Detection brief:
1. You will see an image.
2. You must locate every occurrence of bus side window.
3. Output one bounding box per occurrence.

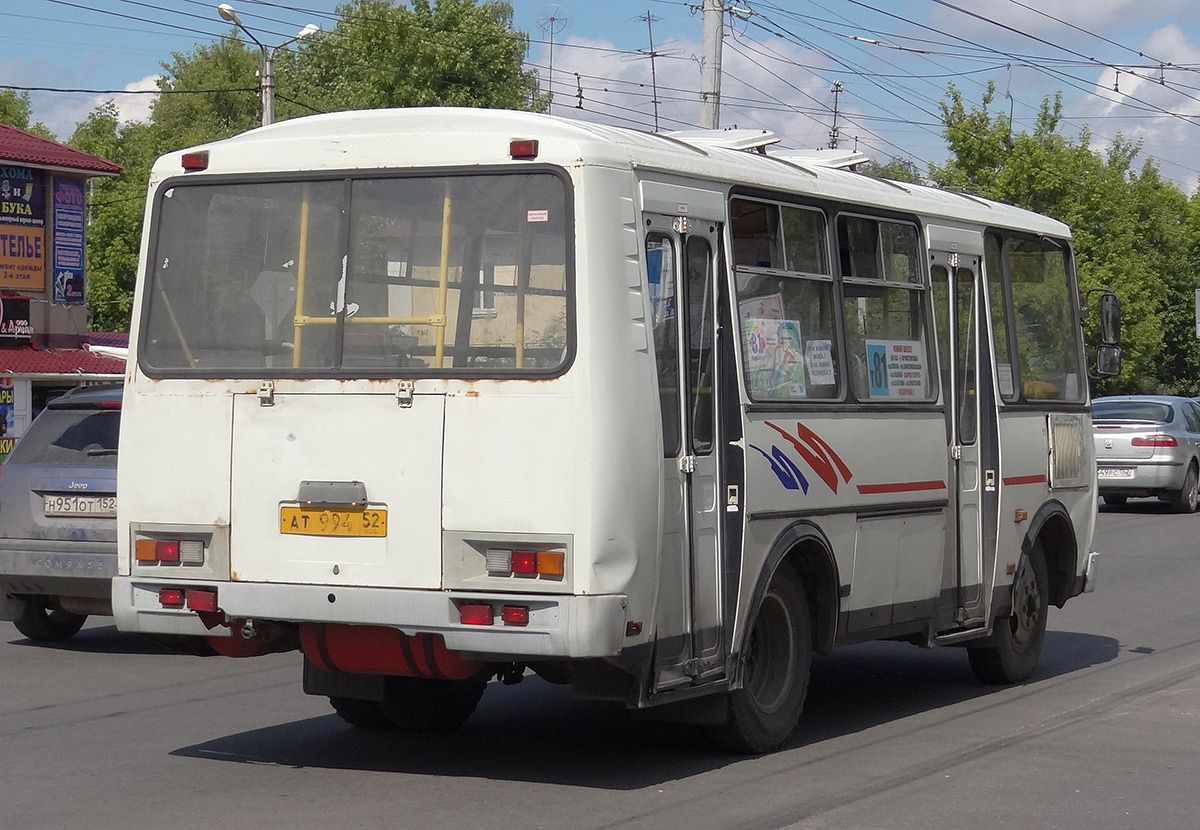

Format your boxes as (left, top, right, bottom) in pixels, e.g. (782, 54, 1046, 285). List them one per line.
(1003, 236, 1084, 402)
(648, 233, 681, 456)
(838, 216, 933, 403)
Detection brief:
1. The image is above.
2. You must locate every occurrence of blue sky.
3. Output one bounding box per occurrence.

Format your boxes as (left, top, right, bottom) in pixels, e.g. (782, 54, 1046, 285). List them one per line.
(6, 1, 1200, 190)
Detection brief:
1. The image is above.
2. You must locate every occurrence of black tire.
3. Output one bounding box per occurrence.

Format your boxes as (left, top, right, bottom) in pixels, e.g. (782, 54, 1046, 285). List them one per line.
(377, 676, 487, 732)
(12, 597, 87, 642)
(1169, 463, 1199, 513)
(329, 697, 393, 729)
(707, 565, 812, 754)
(1102, 495, 1127, 507)
(968, 541, 1049, 684)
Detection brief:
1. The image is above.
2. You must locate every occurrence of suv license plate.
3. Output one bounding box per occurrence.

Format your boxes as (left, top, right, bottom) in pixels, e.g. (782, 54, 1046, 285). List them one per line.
(280, 506, 387, 537)
(44, 494, 117, 517)
(1097, 467, 1135, 480)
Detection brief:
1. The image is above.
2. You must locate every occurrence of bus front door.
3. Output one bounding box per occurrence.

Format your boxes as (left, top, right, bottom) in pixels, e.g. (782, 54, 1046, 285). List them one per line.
(646, 216, 726, 691)
(932, 246, 999, 633)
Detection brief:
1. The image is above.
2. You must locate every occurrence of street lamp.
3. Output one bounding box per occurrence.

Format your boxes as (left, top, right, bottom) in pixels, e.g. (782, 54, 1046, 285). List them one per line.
(217, 3, 319, 126)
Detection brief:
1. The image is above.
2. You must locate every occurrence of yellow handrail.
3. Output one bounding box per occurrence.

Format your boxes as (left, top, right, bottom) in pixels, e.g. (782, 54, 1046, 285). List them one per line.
(292, 192, 311, 368)
(434, 181, 453, 368)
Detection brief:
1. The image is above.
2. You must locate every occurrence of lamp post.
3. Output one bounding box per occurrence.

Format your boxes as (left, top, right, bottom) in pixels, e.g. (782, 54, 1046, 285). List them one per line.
(217, 3, 319, 126)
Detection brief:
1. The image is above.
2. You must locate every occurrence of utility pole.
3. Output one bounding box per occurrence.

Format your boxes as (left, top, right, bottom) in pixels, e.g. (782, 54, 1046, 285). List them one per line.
(638, 10, 663, 131)
(699, 0, 723, 129)
(828, 80, 843, 149)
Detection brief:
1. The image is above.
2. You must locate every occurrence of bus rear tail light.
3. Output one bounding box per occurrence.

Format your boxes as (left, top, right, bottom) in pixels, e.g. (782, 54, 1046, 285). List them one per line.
(136, 538, 204, 565)
(484, 548, 564, 578)
(511, 550, 537, 574)
(186, 588, 219, 612)
(459, 603, 493, 626)
(1132, 435, 1178, 447)
(500, 605, 529, 627)
(158, 588, 185, 608)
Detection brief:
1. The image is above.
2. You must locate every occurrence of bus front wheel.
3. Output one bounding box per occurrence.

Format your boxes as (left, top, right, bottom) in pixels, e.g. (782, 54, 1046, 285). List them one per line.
(708, 565, 812, 754)
(968, 540, 1049, 684)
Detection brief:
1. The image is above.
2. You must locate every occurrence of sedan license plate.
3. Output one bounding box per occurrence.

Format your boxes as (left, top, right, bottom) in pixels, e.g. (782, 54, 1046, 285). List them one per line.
(1097, 467, 1136, 480)
(44, 494, 117, 517)
(280, 506, 387, 537)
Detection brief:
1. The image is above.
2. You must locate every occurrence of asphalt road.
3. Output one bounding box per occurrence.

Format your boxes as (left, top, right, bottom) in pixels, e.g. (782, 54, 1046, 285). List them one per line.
(3, 502, 1199, 830)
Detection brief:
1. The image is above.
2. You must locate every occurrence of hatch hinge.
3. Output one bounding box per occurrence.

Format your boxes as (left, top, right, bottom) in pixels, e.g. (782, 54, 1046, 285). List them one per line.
(950, 444, 962, 460)
(396, 380, 415, 408)
(257, 381, 275, 407)
(679, 455, 697, 474)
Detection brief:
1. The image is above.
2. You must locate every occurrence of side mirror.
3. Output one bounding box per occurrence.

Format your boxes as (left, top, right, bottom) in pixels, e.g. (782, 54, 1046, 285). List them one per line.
(1096, 344, 1121, 377)
(1099, 292, 1121, 345)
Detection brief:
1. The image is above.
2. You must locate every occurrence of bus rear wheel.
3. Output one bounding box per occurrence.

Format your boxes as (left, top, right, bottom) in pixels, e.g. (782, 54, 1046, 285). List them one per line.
(378, 676, 487, 732)
(329, 697, 393, 729)
(708, 565, 812, 754)
(968, 541, 1049, 684)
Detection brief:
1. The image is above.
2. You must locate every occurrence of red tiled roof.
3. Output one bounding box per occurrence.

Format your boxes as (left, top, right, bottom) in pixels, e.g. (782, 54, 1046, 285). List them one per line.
(0, 345, 124, 376)
(0, 123, 122, 176)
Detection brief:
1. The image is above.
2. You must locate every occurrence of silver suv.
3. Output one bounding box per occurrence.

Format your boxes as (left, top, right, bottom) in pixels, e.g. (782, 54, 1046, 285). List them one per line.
(0, 386, 120, 640)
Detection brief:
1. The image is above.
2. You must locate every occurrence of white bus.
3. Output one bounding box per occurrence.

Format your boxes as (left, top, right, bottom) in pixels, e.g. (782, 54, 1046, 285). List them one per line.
(113, 108, 1120, 753)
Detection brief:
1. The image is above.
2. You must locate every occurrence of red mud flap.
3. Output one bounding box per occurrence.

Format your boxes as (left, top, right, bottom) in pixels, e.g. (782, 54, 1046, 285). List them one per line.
(300, 623, 483, 680)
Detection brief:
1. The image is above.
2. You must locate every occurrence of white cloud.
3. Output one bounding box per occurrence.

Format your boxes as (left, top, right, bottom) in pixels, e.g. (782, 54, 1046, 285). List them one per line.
(1069, 24, 1200, 189)
(97, 74, 162, 125)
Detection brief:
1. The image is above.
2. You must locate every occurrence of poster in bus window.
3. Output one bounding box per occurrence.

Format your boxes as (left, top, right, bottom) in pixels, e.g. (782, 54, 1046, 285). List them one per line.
(804, 339, 836, 387)
(743, 317, 806, 398)
(866, 339, 926, 399)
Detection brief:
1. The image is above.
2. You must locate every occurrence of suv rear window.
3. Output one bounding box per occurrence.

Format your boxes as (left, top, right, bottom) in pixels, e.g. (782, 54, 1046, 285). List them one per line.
(1092, 401, 1173, 423)
(4, 409, 120, 467)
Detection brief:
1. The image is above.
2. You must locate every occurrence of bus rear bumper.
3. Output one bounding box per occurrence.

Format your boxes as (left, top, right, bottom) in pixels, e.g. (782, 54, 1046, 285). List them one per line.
(112, 577, 629, 659)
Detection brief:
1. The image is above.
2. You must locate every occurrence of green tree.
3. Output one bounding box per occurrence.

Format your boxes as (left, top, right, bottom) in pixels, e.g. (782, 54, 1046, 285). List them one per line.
(68, 103, 158, 331)
(860, 156, 922, 184)
(930, 82, 1192, 394)
(298, 0, 546, 113)
(0, 89, 55, 139)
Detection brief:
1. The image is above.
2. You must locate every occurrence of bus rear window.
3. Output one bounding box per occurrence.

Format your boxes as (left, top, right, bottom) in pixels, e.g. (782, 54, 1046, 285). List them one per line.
(141, 172, 571, 376)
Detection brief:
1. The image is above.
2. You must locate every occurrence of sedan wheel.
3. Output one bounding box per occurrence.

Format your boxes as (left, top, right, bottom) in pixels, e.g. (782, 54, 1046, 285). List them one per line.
(1169, 463, 1199, 514)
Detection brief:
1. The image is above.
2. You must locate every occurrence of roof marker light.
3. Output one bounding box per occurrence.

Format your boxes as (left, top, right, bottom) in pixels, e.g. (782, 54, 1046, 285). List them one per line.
(181, 151, 209, 171)
(509, 139, 539, 160)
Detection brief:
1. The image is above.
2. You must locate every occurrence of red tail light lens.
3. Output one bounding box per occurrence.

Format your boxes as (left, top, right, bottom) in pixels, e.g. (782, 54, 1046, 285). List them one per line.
(1132, 435, 1178, 447)
(459, 603, 493, 626)
(509, 139, 538, 159)
(186, 589, 218, 612)
(181, 151, 209, 171)
(155, 540, 181, 563)
(158, 588, 185, 608)
(500, 605, 529, 627)
(511, 551, 538, 574)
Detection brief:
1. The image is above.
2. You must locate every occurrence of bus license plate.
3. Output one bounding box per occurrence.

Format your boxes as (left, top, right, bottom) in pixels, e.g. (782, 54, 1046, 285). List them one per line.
(44, 494, 117, 517)
(279, 506, 387, 537)
(1097, 467, 1135, 479)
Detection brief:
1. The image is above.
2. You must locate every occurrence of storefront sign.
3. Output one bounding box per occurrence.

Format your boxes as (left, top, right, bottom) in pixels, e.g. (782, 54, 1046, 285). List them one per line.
(0, 165, 46, 290)
(53, 178, 86, 303)
(0, 165, 44, 227)
(0, 296, 33, 342)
